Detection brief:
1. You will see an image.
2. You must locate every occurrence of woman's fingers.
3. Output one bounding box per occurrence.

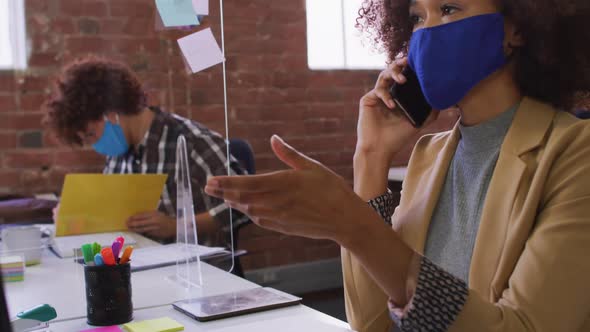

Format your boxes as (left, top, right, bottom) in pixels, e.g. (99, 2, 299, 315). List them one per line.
(392, 70, 407, 84)
(376, 67, 395, 89)
(270, 135, 319, 171)
(371, 57, 410, 110)
(226, 201, 281, 221)
(374, 88, 396, 110)
(390, 57, 409, 84)
(212, 188, 288, 206)
(206, 171, 291, 194)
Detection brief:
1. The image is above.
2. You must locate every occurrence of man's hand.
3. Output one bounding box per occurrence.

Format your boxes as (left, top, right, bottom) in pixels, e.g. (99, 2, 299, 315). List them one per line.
(127, 211, 176, 240)
(52, 203, 60, 222)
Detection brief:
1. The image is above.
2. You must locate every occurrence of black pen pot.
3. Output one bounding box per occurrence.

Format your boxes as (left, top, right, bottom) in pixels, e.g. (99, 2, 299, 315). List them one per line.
(84, 263, 133, 326)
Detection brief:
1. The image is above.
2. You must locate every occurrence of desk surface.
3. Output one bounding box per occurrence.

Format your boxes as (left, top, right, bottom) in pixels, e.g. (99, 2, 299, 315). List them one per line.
(50, 302, 352, 332)
(388, 166, 407, 182)
(4, 234, 352, 332)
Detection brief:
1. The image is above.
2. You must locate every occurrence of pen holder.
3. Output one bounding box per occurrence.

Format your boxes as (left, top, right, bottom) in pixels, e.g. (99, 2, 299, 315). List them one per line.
(84, 263, 133, 326)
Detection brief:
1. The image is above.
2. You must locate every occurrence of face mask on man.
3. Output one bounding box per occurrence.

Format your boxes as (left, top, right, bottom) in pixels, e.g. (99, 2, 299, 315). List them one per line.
(92, 114, 129, 157)
(408, 13, 507, 110)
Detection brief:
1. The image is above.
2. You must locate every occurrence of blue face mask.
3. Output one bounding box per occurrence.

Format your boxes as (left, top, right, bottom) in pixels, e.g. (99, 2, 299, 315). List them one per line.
(92, 115, 129, 157)
(408, 13, 507, 110)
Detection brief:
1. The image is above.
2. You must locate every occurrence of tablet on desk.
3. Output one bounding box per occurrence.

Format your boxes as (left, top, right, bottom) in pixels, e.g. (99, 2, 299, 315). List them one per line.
(173, 287, 302, 322)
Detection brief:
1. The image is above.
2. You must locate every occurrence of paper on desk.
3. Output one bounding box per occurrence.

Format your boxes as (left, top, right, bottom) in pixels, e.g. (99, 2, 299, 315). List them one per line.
(192, 0, 208, 15)
(177, 28, 224, 73)
(155, 0, 200, 27)
(51, 232, 137, 258)
(130, 243, 226, 271)
(55, 174, 167, 236)
(123, 317, 184, 332)
(80, 326, 122, 332)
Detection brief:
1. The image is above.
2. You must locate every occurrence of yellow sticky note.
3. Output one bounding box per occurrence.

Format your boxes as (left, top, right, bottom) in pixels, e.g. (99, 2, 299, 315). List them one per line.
(123, 317, 184, 332)
(55, 174, 168, 236)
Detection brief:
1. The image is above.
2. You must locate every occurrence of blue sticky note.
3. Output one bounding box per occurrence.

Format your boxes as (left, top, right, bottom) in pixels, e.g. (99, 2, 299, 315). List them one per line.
(155, 0, 200, 27)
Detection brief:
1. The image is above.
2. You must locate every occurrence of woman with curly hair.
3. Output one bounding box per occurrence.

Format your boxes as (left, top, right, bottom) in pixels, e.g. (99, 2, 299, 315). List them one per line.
(204, 0, 590, 331)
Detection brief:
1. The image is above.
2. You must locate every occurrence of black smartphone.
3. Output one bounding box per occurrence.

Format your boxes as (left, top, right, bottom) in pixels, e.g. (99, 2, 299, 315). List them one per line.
(389, 67, 432, 128)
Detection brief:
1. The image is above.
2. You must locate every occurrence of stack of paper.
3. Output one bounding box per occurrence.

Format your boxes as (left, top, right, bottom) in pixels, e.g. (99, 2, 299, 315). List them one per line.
(123, 317, 184, 332)
(80, 326, 122, 332)
(130, 243, 227, 272)
(51, 232, 137, 258)
(0, 255, 24, 282)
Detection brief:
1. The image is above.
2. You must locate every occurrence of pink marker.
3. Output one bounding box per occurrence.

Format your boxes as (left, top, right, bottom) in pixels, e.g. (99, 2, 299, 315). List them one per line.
(116, 236, 125, 248)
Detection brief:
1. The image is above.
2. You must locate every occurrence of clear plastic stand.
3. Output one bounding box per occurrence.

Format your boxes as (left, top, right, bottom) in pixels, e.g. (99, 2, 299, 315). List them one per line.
(168, 135, 204, 290)
(167, 0, 236, 293)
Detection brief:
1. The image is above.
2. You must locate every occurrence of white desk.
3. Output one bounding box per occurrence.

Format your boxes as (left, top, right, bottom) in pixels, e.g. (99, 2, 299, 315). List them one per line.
(5, 235, 353, 331)
(388, 166, 407, 182)
(49, 303, 352, 331)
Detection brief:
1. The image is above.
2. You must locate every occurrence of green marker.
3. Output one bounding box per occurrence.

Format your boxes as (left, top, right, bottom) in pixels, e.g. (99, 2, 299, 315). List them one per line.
(81, 244, 94, 265)
(92, 242, 102, 256)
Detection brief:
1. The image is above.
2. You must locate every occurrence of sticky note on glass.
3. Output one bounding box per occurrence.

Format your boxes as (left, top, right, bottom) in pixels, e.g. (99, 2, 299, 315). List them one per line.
(123, 317, 184, 332)
(155, 0, 200, 27)
(192, 0, 208, 15)
(177, 28, 224, 73)
(80, 326, 122, 332)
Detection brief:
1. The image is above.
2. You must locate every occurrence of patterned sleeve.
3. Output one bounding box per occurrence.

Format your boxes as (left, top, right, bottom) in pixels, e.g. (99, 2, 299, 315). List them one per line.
(367, 189, 397, 225)
(187, 133, 250, 231)
(389, 256, 469, 332)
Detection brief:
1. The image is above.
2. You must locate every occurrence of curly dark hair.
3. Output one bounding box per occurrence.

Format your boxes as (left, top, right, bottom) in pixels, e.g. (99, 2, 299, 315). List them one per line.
(43, 55, 147, 146)
(357, 0, 590, 110)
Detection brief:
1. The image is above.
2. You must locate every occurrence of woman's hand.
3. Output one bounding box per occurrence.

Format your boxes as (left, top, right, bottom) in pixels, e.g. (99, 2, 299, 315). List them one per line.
(204, 135, 382, 248)
(356, 58, 437, 161)
(205, 135, 416, 305)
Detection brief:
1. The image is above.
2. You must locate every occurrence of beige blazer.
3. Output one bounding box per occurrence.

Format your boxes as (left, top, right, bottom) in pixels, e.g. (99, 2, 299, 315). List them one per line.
(342, 97, 590, 332)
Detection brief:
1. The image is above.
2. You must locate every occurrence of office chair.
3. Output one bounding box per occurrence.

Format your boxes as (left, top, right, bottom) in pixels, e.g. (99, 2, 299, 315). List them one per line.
(229, 138, 256, 175)
(574, 109, 590, 119)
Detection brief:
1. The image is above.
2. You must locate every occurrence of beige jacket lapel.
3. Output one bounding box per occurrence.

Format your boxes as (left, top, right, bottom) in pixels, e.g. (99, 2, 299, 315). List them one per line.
(395, 125, 461, 253)
(469, 97, 556, 300)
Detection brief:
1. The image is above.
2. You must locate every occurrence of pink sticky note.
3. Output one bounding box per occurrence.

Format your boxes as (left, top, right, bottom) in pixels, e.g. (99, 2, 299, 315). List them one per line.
(80, 326, 122, 332)
(177, 28, 224, 74)
(192, 0, 209, 15)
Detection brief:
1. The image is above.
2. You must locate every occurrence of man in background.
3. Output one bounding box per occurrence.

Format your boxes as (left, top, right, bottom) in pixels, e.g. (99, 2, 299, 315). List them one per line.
(44, 56, 247, 245)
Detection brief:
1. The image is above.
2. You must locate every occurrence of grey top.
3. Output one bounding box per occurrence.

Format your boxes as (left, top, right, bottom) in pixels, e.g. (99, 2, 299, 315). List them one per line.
(423, 105, 517, 283)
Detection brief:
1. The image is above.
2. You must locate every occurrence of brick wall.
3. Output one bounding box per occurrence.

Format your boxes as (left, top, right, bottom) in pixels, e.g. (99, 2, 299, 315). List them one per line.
(0, 0, 457, 270)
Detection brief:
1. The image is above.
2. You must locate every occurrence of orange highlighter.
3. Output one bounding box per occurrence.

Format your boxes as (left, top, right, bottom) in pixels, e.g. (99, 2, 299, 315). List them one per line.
(100, 247, 116, 266)
(119, 246, 134, 265)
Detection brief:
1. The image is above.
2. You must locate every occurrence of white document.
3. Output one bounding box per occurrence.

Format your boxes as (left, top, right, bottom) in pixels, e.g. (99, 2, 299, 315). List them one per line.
(51, 232, 137, 258)
(130, 243, 227, 272)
